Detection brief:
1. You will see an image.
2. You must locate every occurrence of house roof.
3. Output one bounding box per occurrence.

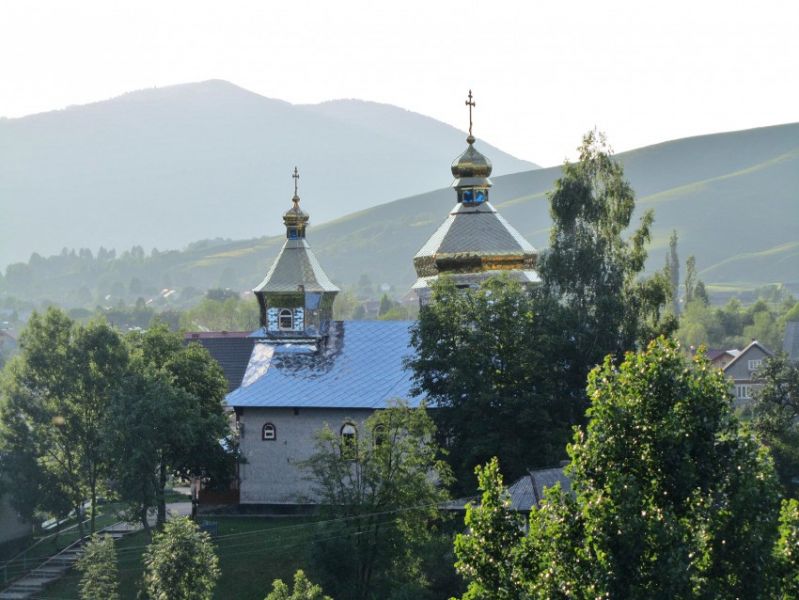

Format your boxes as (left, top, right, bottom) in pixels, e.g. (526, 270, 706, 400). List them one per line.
(723, 339, 774, 373)
(784, 321, 799, 363)
(226, 320, 419, 409)
(186, 334, 258, 393)
(253, 238, 339, 294)
(444, 466, 571, 513)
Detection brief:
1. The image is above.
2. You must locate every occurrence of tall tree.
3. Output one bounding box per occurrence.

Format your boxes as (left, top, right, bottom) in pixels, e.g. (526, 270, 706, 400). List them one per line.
(684, 255, 698, 305)
(108, 323, 230, 528)
(666, 229, 680, 314)
(76, 534, 120, 600)
(142, 517, 220, 600)
(538, 130, 675, 376)
(455, 338, 784, 599)
(409, 276, 579, 489)
(302, 402, 452, 600)
(751, 353, 799, 495)
(0, 309, 128, 533)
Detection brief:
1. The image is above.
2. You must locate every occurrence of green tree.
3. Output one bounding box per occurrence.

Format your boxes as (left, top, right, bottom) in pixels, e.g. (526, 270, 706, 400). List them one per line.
(685, 255, 698, 304)
(265, 570, 332, 600)
(538, 131, 675, 399)
(0, 309, 128, 533)
(666, 229, 680, 314)
(108, 323, 229, 528)
(752, 353, 799, 495)
(455, 338, 783, 599)
(452, 458, 524, 600)
(410, 276, 579, 489)
(76, 534, 120, 600)
(142, 517, 220, 600)
(302, 402, 452, 600)
(775, 499, 799, 599)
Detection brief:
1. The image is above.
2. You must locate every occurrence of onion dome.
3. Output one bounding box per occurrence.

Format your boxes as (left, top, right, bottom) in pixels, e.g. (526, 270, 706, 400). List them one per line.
(283, 166, 309, 239)
(451, 140, 493, 180)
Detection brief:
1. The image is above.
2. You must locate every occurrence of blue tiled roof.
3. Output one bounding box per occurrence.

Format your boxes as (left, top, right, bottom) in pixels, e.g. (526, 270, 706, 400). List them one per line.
(226, 320, 421, 409)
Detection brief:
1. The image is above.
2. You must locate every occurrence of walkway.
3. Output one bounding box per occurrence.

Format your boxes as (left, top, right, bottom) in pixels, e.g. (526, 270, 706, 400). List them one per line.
(0, 503, 191, 600)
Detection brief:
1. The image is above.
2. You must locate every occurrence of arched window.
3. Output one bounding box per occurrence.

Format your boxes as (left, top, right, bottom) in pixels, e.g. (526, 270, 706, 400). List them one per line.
(278, 309, 293, 331)
(340, 423, 358, 460)
(262, 423, 277, 441)
(373, 424, 387, 447)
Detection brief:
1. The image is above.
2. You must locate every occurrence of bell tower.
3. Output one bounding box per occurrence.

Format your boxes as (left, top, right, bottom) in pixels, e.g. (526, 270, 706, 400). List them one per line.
(412, 91, 540, 300)
(253, 167, 340, 338)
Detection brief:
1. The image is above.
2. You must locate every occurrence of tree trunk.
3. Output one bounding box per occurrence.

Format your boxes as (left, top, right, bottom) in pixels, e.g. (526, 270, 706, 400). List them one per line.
(156, 462, 167, 527)
(140, 504, 151, 538)
(89, 470, 97, 534)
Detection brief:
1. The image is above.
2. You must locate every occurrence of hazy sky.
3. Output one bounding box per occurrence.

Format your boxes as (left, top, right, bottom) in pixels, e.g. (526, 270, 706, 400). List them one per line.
(1, 0, 797, 166)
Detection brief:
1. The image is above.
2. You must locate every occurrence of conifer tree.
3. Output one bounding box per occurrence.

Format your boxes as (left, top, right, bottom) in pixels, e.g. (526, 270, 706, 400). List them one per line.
(76, 534, 120, 600)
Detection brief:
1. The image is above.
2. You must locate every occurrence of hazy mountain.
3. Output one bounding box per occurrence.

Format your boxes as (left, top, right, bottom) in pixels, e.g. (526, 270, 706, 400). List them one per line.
(0, 80, 536, 267)
(3, 122, 798, 308)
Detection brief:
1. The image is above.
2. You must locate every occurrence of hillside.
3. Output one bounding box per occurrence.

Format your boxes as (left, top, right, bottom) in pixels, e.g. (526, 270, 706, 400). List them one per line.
(2, 122, 798, 308)
(0, 80, 536, 267)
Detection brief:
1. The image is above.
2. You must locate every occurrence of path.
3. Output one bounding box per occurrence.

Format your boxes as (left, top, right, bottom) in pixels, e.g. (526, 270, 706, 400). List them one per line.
(0, 503, 191, 600)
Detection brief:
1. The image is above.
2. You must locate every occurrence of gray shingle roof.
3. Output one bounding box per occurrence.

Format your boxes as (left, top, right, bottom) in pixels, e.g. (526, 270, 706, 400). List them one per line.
(253, 239, 339, 294)
(226, 320, 420, 409)
(784, 321, 799, 363)
(187, 335, 258, 392)
(414, 202, 535, 259)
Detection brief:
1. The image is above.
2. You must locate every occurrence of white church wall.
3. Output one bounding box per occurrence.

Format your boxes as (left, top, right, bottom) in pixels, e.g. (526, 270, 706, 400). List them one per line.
(238, 406, 375, 504)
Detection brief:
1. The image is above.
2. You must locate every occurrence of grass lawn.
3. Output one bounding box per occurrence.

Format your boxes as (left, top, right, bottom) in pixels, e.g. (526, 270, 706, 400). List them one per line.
(40, 516, 330, 600)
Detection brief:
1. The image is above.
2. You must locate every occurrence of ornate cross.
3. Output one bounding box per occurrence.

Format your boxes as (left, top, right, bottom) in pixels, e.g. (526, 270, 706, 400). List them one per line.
(465, 90, 476, 137)
(292, 166, 300, 197)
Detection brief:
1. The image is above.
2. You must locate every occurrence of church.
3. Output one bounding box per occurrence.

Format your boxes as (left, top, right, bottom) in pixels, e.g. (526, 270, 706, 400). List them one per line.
(200, 95, 540, 506)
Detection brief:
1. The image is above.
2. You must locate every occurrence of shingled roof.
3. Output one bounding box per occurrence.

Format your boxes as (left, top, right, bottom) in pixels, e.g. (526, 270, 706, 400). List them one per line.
(226, 320, 419, 409)
(186, 332, 258, 392)
(253, 238, 339, 294)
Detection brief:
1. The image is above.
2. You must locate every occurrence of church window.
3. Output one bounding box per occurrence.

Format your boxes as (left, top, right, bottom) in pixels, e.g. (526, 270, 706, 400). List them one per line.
(341, 423, 358, 460)
(262, 423, 277, 441)
(279, 309, 294, 330)
(373, 424, 387, 447)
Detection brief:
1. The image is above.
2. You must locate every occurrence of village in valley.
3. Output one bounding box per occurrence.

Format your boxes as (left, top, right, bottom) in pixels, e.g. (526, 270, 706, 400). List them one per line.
(1, 2, 799, 599)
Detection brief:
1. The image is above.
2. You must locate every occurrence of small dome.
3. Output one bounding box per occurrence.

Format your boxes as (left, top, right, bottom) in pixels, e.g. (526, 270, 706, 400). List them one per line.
(451, 139, 493, 180)
(283, 194, 309, 231)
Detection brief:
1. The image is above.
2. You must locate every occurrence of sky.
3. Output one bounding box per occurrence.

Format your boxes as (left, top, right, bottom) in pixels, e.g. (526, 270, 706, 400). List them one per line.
(1, 0, 797, 167)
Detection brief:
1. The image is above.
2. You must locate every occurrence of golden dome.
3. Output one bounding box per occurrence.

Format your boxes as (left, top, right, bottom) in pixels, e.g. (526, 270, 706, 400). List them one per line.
(283, 167, 309, 238)
(451, 140, 493, 180)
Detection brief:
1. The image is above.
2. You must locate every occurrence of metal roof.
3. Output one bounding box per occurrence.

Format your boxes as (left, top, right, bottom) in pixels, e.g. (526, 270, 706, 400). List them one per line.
(226, 320, 420, 409)
(253, 238, 340, 294)
(412, 269, 541, 290)
(414, 202, 536, 259)
(187, 335, 258, 393)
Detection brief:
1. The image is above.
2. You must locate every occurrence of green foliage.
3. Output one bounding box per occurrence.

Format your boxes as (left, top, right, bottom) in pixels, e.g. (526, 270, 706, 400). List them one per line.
(538, 130, 675, 393)
(0, 309, 128, 532)
(409, 276, 579, 490)
(110, 323, 230, 528)
(454, 338, 784, 599)
(678, 292, 795, 351)
(751, 353, 799, 495)
(453, 458, 525, 600)
(76, 534, 120, 600)
(142, 517, 220, 600)
(302, 402, 452, 600)
(775, 499, 799, 599)
(265, 570, 332, 600)
(666, 229, 680, 314)
(179, 295, 259, 332)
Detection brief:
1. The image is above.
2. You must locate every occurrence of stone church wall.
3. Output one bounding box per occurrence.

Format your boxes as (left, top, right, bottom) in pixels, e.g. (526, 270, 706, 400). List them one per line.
(238, 406, 375, 504)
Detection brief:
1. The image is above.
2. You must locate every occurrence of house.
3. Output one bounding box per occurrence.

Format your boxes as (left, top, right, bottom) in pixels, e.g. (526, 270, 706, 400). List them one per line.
(723, 340, 774, 403)
(195, 101, 541, 506)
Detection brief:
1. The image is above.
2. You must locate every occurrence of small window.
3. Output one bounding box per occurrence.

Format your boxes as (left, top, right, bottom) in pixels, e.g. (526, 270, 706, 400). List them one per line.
(748, 359, 763, 371)
(278, 309, 293, 331)
(373, 424, 387, 447)
(735, 385, 751, 400)
(262, 423, 277, 441)
(341, 423, 358, 459)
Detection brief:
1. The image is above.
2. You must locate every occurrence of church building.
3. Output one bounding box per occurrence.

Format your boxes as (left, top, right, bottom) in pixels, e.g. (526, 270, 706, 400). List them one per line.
(206, 94, 540, 506)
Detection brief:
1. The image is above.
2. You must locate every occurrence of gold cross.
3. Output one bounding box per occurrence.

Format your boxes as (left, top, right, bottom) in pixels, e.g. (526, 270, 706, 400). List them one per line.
(292, 166, 300, 197)
(465, 90, 476, 137)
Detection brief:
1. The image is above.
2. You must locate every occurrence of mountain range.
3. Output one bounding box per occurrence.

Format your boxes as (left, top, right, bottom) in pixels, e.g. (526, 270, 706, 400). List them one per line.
(0, 80, 536, 268)
(2, 80, 798, 304)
